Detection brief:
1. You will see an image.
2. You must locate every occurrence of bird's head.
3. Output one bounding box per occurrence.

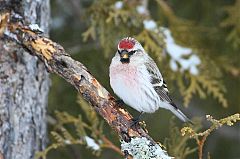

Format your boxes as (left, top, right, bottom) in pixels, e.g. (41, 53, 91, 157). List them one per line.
(117, 37, 144, 64)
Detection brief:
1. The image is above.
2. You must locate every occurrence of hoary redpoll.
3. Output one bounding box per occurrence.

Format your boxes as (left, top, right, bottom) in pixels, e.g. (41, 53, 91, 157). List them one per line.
(109, 37, 191, 123)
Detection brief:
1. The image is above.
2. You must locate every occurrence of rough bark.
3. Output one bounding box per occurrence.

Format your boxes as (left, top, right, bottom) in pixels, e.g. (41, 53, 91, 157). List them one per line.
(0, 10, 171, 159)
(4, 19, 154, 143)
(0, 1, 50, 159)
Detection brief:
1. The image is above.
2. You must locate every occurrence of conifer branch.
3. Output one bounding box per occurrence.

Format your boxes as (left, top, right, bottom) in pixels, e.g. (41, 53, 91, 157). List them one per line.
(0, 12, 171, 159)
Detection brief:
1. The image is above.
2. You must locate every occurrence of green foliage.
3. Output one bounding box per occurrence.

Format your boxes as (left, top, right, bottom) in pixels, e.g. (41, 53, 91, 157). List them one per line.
(81, 0, 232, 108)
(156, 0, 230, 107)
(181, 113, 240, 159)
(181, 113, 240, 138)
(136, 29, 165, 62)
(82, 0, 143, 56)
(164, 117, 201, 159)
(221, 0, 240, 49)
(181, 74, 227, 107)
(35, 96, 105, 159)
(82, 0, 165, 58)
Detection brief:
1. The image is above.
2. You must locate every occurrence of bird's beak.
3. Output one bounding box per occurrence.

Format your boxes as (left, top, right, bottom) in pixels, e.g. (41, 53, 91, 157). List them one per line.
(120, 50, 130, 63)
(122, 53, 129, 59)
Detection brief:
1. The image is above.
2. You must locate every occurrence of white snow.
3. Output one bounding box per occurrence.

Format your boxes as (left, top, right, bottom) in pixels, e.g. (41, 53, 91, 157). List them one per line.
(189, 54, 201, 65)
(84, 136, 100, 150)
(137, 5, 146, 14)
(29, 24, 43, 32)
(64, 140, 71, 144)
(12, 13, 22, 19)
(115, 1, 123, 9)
(4, 29, 18, 41)
(190, 65, 199, 75)
(163, 28, 192, 58)
(143, 20, 157, 31)
(161, 27, 201, 75)
(170, 59, 178, 71)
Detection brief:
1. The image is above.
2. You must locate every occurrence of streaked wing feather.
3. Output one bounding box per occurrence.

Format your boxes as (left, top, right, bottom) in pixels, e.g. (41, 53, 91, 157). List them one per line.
(145, 57, 174, 104)
(154, 86, 172, 103)
(145, 58, 162, 85)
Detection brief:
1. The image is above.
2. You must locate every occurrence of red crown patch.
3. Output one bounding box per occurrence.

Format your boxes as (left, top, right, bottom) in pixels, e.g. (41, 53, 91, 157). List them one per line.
(118, 39, 135, 50)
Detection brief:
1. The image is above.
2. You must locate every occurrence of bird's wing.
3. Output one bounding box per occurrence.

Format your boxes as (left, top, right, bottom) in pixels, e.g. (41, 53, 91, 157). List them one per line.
(145, 57, 174, 105)
(145, 57, 191, 123)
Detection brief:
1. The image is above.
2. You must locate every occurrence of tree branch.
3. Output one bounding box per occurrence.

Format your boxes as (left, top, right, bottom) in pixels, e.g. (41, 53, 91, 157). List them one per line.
(0, 12, 172, 159)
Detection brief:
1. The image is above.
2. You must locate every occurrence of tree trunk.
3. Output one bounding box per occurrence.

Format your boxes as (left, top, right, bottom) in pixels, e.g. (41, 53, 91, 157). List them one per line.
(0, 1, 50, 159)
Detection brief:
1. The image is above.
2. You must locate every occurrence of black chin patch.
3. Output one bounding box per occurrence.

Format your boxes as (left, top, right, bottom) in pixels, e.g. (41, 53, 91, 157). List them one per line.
(120, 58, 130, 64)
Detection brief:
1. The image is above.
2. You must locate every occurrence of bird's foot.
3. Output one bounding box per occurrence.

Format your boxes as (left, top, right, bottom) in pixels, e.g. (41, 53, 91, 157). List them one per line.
(130, 112, 144, 127)
(116, 99, 125, 107)
(130, 118, 140, 127)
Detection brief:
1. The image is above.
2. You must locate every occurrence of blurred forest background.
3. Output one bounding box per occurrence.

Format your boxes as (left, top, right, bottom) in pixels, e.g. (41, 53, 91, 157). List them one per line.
(42, 0, 240, 159)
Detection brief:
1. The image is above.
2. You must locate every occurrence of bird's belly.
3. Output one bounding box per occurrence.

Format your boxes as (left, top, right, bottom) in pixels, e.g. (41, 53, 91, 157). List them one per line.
(110, 67, 159, 113)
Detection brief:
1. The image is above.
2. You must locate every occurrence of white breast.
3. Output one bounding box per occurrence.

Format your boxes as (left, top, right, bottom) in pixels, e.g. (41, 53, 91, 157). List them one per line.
(109, 58, 160, 113)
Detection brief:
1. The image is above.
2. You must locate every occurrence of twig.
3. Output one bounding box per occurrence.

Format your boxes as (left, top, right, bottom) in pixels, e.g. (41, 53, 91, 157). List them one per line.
(181, 114, 240, 159)
(101, 135, 126, 156)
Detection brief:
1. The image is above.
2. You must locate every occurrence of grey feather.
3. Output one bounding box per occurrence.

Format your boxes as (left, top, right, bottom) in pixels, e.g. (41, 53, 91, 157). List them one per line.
(145, 57, 172, 103)
(145, 57, 191, 123)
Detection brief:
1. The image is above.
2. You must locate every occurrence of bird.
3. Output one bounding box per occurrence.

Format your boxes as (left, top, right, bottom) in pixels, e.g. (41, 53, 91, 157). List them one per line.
(109, 37, 191, 123)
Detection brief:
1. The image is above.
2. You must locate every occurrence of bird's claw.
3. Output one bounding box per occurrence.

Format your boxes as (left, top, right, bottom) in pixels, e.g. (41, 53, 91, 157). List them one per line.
(130, 112, 144, 127)
(130, 118, 140, 127)
(116, 99, 125, 107)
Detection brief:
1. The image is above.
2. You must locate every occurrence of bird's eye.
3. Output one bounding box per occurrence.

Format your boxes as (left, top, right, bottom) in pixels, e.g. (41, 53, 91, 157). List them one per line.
(128, 50, 136, 56)
(117, 50, 136, 55)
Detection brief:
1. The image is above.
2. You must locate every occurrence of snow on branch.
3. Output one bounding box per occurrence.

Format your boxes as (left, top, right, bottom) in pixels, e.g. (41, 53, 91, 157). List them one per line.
(0, 12, 172, 159)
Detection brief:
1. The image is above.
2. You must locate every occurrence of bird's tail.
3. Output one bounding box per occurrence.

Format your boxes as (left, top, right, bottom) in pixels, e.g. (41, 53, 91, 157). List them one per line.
(168, 105, 192, 124)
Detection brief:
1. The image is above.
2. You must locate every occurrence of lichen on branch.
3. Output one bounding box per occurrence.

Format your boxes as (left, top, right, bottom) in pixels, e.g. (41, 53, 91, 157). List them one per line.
(121, 137, 173, 159)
